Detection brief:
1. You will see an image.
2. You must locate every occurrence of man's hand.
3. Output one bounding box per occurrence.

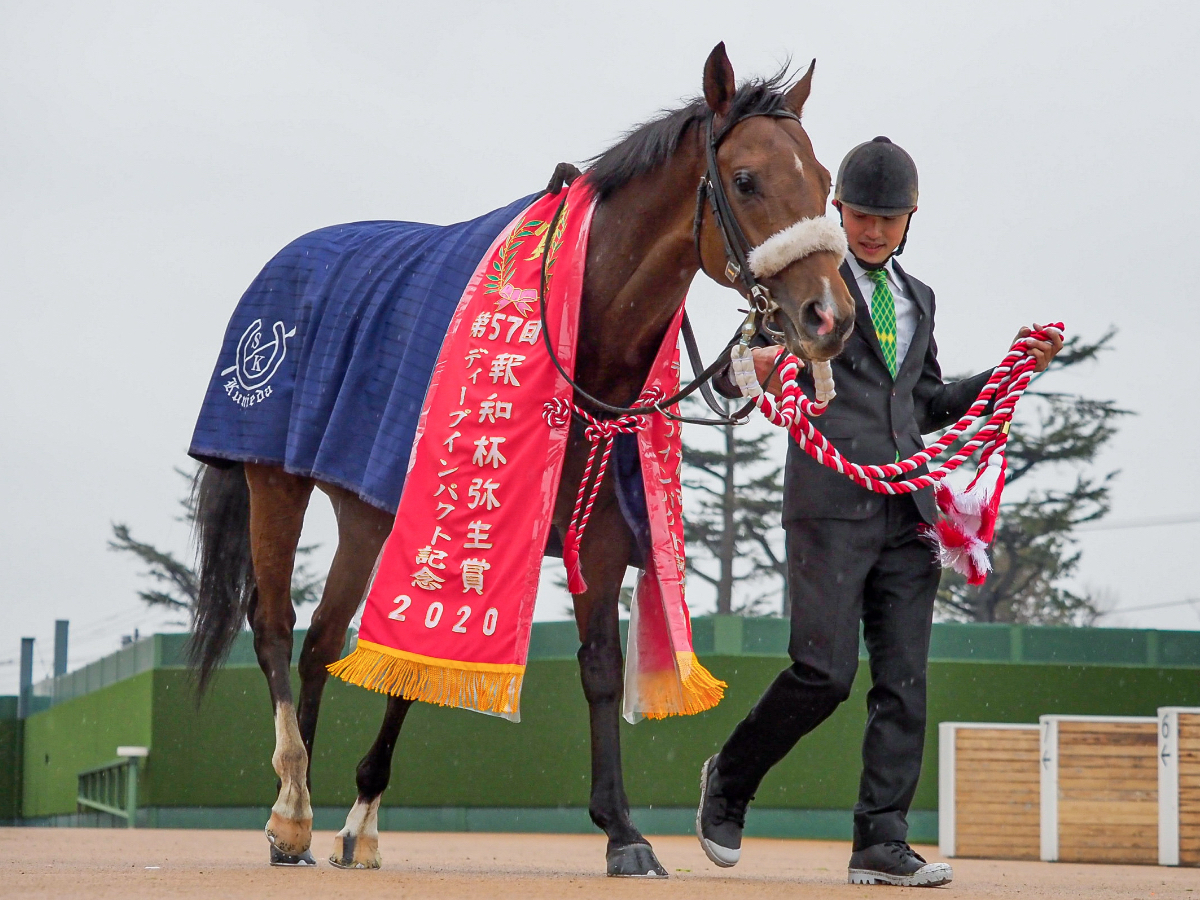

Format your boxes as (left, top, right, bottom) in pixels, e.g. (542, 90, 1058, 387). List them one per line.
(1015, 323, 1064, 373)
(752, 346, 792, 397)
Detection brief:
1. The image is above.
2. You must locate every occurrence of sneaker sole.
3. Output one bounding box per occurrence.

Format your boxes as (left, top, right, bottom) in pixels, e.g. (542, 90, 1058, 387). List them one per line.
(695, 756, 739, 868)
(848, 864, 953, 887)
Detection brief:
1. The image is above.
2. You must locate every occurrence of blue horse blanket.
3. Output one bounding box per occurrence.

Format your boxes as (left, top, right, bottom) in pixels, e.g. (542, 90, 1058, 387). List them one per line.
(190, 193, 539, 512)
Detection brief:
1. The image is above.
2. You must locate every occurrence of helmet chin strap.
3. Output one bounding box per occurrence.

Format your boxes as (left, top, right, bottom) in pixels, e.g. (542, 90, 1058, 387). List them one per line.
(851, 253, 888, 272)
(893, 210, 914, 256)
(835, 204, 915, 269)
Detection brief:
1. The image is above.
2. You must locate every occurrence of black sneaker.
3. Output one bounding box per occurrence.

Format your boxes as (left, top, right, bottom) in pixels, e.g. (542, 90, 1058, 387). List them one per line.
(695, 755, 749, 867)
(847, 841, 953, 887)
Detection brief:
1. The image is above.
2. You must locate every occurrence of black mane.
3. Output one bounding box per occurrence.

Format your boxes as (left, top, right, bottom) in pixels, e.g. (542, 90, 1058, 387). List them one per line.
(586, 68, 794, 201)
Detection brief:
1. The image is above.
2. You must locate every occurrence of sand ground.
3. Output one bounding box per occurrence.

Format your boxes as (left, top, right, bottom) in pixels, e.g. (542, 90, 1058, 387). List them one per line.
(1, 828, 1195, 899)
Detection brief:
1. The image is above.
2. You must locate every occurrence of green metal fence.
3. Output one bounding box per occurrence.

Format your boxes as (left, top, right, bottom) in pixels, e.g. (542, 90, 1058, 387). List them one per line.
(76, 748, 147, 827)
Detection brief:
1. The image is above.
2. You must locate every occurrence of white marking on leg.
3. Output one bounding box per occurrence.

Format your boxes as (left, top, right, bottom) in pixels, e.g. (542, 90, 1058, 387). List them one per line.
(341, 795, 380, 840)
(270, 701, 313, 826)
(332, 796, 382, 867)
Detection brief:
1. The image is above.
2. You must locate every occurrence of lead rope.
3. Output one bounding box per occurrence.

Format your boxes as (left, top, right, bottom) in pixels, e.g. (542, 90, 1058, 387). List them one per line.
(546, 326, 1060, 594)
(756, 323, 1064, 585)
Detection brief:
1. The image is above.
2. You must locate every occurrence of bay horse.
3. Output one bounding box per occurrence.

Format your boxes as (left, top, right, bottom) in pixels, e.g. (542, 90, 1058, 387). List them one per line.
(188, 42, 855, 876)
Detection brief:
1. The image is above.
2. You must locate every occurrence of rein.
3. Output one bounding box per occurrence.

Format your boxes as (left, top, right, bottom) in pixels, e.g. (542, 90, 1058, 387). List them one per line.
(532, 148, 1060, 590)
(539, 154, 1060, 591)
(535, 187, 739, 426)
(537, 107, 807, 427)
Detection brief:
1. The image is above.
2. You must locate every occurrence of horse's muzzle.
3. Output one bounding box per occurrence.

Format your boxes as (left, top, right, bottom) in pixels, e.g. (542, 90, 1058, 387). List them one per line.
(777, 292, 852, 363)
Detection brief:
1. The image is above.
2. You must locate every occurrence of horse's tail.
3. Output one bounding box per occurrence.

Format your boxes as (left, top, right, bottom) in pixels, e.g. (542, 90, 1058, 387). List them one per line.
(186, 462, 256, 695)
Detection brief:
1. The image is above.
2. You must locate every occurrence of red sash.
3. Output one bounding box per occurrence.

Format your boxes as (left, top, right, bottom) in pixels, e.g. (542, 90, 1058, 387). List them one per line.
(330, 180, 723, 721)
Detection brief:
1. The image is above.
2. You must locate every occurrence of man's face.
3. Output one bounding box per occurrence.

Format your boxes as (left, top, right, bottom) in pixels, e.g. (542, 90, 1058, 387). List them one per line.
(840, 205, 911, 264)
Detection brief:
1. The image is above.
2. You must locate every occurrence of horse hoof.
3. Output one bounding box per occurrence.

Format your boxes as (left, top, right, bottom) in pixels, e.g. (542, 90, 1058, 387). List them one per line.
(329, 832, 382, 870)
(270, 845, 317, 867)
(266, 813, 313, 857)
(606, 843, 668, 878)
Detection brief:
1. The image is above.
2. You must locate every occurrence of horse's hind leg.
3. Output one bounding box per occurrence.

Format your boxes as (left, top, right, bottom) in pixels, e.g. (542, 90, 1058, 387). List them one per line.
(244, 463, 316, 865)
(284, 484, 395, 870)
(570, 498, 668, 878)
(295, 486, 394, 771)
(330, 695, 413, 869)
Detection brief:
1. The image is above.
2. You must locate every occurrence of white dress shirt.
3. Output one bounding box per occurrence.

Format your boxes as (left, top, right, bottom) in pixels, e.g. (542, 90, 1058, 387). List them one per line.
(846, 255, 919, 369)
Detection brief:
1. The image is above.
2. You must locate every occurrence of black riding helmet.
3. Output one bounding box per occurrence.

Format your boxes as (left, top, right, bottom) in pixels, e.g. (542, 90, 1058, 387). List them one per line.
(834, 136, 918, 256)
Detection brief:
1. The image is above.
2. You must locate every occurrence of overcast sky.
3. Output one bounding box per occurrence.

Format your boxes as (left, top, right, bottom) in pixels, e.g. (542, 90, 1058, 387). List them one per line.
(3, 1, 1198, 692)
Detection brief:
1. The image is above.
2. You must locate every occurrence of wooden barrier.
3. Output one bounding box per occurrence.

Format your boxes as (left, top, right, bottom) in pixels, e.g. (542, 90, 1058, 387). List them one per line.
(1158, 706, 1200, 866)
(938, 722, 1040, 859)
(1040, 715, 1157, 864)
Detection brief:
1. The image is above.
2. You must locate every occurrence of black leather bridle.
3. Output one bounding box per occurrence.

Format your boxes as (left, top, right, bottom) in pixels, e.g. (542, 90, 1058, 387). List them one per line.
(538, 106, 802, 424)
(692, 107, 803, 343)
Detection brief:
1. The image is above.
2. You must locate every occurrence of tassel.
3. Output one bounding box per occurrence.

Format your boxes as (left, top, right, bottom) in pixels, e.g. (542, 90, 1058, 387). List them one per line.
(928, 517, 988, 585)
(564, 537, 588, 594)
(635, 652, 727, 720)
(975, 465, 1005, 547)
(327, 642, 524, 715)
(928, 456, 1007, 586)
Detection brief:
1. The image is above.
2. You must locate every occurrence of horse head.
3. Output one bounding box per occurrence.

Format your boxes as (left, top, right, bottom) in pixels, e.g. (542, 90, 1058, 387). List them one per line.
(694, 43, 855, 363)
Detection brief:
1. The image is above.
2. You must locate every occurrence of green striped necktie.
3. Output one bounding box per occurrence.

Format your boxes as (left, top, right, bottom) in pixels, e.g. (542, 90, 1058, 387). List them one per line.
(867, 268, 898, 379)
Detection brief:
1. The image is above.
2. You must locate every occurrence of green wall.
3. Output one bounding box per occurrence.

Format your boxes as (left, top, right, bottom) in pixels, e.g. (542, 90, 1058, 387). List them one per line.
(22, 655, 1200, 821)
(16, 620, 1200, 826)
(0, 697, 21, 822)
(20, 672, 153, 818)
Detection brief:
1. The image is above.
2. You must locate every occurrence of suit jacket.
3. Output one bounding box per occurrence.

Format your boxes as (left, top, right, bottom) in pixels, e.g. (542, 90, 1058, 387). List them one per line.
(718, 259, 993, 523)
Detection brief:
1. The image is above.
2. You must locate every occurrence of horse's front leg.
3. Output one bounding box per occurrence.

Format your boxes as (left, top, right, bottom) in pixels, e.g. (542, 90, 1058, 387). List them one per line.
(571, 495, 668, 878)
(330, 695, 413, 869)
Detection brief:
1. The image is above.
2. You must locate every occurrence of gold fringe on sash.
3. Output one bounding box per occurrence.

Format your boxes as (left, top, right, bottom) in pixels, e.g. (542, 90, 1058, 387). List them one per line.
(327, 640, 524, 716)
(638, 652, 727, 720)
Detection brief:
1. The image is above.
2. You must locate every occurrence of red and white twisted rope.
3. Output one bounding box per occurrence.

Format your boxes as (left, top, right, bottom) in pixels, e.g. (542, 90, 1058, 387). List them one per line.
(757, 349, 1031, 494)
(544, 324, 1062, 591)
(542, 392, 659, 594)
(756, 323, 1064, 583)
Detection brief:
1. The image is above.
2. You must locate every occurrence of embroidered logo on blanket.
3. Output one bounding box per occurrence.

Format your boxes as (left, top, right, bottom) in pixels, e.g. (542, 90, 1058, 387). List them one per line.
(220, 318, 296, 406)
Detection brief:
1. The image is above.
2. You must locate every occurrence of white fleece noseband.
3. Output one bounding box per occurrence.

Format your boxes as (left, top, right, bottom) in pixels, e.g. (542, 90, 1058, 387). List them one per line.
(746, 217, 848, 279)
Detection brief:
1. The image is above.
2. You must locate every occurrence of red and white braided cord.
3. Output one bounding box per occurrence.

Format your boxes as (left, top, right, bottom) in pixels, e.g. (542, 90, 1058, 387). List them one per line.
(755, 325, 1063, 494)
(542, 392, 658, 594)
(543, 325, 1059, 593)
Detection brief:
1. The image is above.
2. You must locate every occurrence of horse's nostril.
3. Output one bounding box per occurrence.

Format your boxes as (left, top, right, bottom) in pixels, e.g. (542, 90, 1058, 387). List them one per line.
(801, 302, 835, 337)
(815, 305, 835, 336)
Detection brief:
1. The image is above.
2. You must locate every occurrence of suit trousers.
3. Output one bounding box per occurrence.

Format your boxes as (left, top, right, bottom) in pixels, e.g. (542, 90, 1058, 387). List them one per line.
(716, 494, 941, 850)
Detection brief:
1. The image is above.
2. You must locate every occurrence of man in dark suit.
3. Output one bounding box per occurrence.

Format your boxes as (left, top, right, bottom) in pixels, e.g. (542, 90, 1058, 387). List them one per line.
(695, 137, 1062, 887)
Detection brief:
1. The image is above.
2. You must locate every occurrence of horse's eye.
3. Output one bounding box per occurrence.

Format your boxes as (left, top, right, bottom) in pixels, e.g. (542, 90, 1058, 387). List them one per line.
(733, 171, 756, 196)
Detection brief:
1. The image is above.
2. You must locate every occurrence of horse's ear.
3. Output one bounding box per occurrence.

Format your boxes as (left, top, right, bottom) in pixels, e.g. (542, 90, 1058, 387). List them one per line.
(703, 42, 736, 116)
(784, 59, 817, 116)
